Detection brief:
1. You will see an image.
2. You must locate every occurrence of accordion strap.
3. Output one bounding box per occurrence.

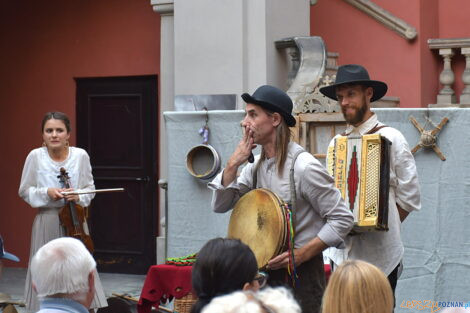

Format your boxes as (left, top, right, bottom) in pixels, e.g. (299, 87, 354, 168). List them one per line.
(341, 123, 388, 136)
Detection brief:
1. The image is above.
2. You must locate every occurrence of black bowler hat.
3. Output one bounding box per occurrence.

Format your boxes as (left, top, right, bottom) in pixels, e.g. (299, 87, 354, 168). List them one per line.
(320, 64, 388, 102)
(241, 85, 296, 127)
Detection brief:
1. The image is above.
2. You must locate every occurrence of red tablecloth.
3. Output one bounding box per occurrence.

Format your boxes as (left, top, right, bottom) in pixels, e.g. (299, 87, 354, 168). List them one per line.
(137, 263, 331, 313)
(138, 264, 193, 313)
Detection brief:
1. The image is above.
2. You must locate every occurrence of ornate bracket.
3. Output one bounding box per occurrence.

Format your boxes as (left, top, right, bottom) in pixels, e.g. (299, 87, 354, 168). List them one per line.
(294, 74, 341, 113)
(275, 36, 340, 113)
(409, 115, 449, 161)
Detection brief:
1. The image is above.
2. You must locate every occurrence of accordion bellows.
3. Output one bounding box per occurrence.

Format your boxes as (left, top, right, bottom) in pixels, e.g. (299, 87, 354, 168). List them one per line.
(327, 134, 391, 232)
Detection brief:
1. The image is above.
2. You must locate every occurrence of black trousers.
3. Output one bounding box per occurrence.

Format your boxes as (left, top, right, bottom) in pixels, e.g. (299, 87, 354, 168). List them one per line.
(388, 262, 401, 308)
(267, 253, 325, 313)
(388, 263, 400, 293)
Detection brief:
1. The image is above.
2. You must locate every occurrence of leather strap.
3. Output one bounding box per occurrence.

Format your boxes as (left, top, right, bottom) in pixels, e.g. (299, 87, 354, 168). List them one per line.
(289, 149, 305, 232)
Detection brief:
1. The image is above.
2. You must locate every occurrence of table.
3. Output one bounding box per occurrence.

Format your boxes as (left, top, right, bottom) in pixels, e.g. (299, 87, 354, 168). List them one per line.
(137, 264, 193, 313)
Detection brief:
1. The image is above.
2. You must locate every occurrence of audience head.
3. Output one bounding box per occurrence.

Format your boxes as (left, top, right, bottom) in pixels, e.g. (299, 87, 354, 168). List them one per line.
(322, 260, 394, 313)
(31, 237, 96, 308)
(202, 287, 301, 313)
(191, 238, 259, 313)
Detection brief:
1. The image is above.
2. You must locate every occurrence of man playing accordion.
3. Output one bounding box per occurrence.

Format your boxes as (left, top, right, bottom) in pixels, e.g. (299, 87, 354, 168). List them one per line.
(320, 64, 421, 297)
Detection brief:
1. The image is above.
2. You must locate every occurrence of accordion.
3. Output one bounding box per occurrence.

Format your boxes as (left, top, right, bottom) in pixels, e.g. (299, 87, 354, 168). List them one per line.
(327, 134, 391, 232)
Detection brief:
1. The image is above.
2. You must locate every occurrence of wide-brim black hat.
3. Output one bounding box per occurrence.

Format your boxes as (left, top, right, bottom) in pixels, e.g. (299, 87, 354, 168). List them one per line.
(320, 64, 388, 102)
(241, 85, 296, 127)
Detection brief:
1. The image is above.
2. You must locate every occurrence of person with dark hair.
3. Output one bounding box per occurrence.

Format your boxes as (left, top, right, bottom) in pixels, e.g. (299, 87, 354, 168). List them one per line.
(191, 238, 263, 313)
(18, 112, 107, 312)
(208, 85, 354, 313)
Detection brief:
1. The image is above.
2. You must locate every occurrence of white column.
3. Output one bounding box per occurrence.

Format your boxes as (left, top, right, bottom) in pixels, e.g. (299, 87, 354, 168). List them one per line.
(152, 0, 174, 264)
(460, 47, 470, 107)
(437, 48, 456, 105)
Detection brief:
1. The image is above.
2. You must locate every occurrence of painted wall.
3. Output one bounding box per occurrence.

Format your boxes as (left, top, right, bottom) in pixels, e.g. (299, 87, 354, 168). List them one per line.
(0, 0, 160, 267)
(311, 0, 470, 107)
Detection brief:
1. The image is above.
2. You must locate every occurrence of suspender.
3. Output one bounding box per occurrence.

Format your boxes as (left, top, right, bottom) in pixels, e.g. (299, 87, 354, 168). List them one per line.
(251, 148, 305, 231)
(289, 149, 305, 227)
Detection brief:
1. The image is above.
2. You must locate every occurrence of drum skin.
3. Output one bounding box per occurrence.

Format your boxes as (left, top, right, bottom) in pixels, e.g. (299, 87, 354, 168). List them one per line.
(228, 188, 287, 269)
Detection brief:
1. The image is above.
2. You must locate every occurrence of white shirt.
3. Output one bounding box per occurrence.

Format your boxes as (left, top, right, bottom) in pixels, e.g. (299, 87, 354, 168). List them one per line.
(18, 147, 95, 208)
(326, 113, 421, 275)
(208, 142, 354, 249)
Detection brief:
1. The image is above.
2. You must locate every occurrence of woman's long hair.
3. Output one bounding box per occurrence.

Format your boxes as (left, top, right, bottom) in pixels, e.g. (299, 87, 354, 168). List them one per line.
(322, 260, 394, 313)
(191, 238, 258, 313)
(258, 110, 292, 176)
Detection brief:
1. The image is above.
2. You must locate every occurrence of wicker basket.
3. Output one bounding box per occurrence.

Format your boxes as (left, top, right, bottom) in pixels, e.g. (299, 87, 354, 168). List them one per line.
(174, 292, 198, 313)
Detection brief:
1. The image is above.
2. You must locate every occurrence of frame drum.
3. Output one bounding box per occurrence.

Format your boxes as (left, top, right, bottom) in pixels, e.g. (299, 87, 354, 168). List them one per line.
(228, 188, 288, 269)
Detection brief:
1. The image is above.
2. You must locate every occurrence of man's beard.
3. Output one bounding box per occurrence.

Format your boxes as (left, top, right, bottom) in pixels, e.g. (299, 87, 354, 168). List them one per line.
(342, 95, 368, 125)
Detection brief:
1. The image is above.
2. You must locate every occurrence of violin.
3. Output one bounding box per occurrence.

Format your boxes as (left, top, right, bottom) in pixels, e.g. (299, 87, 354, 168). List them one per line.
(57, 167, 94, 253)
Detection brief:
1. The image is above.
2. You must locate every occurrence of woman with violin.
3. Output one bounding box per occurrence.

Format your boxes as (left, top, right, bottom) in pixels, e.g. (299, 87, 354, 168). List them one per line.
(19, 112, 107, 312)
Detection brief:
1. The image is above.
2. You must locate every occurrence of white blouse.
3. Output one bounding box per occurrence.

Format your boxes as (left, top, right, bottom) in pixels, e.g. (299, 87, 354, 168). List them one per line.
(19, 147, 95, 209)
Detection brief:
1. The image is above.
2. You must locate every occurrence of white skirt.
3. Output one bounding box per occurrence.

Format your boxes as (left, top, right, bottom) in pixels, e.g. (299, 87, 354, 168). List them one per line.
(24, 207, 108, 312)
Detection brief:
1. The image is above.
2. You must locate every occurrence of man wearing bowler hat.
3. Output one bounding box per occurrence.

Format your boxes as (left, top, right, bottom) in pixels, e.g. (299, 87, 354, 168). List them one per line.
(208, 85, 354, 313)
(320, 64, 421, 295)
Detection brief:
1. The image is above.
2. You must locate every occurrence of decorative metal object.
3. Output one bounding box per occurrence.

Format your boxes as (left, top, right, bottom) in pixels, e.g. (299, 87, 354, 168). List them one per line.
(409, 115, 449, 161)
(294, 74, 341, 113)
